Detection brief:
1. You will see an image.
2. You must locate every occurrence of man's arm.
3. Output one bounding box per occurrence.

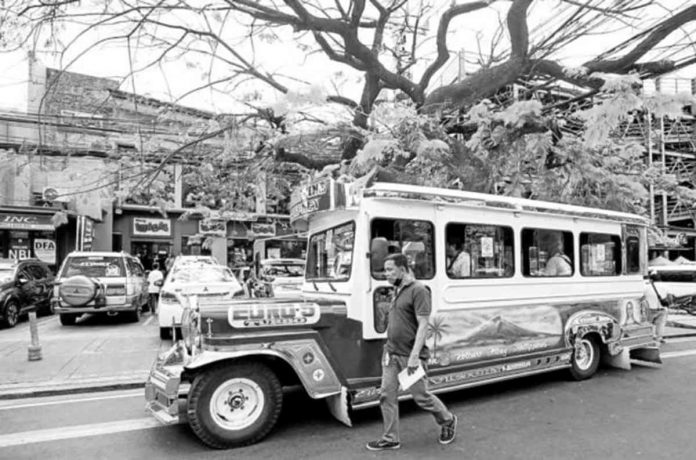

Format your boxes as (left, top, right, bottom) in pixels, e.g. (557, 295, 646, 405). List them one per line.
(408, 315, 429, 373)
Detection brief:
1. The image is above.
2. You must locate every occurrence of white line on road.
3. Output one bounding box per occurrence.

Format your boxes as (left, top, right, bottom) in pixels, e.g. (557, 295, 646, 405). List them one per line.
(0, 389, 143, 411)
(661, 349, 696, 359)
(0, 418, 169, 448)
(142, 315, 154, 327)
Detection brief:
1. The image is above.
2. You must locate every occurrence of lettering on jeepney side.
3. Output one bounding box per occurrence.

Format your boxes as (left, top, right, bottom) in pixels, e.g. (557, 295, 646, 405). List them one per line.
(228, 303, 320, 328)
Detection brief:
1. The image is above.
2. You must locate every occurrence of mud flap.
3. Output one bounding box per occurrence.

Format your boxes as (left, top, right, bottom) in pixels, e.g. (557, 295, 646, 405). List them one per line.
(630, 347, 662, 365)
(604, 348, 631, 370)
(326, 386, 352, 427)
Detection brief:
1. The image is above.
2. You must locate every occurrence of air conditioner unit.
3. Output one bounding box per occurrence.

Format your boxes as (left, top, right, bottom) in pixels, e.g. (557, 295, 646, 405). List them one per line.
(42, 186, 71, 203)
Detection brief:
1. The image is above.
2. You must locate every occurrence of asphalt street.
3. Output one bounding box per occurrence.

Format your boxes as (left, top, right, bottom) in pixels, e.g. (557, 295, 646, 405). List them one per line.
(1, 338, 695, 460)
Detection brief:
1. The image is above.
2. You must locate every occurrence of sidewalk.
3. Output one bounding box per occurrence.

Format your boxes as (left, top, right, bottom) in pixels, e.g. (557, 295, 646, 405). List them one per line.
(0, 323, 166, 400)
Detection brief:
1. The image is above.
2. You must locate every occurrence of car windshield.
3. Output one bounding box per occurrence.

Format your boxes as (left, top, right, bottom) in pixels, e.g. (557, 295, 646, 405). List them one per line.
(306, 221, 355, 281)
(61, 256, 126, 278)
(261, 262, 305, 278)
(0, 267, 15, 284)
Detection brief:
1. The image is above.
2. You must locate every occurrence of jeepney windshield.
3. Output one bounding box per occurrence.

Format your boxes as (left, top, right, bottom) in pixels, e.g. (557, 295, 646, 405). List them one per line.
(306, 222, 355, 281)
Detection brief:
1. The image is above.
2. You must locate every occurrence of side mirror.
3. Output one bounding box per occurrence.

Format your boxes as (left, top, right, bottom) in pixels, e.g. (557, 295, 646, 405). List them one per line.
(154, 280, 164, 287)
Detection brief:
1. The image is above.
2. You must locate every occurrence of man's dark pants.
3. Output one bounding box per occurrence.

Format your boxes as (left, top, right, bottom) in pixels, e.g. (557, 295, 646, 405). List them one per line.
(379, 353, 453, 443)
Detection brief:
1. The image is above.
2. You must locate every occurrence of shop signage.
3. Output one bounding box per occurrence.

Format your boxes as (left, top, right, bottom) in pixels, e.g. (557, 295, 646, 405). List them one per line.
(199, 219, 227, 236)
(250, 222, 276, 237)
(8, 243, 31, 260)
(133, 217, 171, 237)
(0, 212, 54, 231)
(34, 239, 56, 264)
(289, 178, 346, 223)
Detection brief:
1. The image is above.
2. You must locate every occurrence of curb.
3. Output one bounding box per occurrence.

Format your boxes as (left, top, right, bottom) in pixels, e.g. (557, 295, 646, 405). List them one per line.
(0, 378, 146, 400)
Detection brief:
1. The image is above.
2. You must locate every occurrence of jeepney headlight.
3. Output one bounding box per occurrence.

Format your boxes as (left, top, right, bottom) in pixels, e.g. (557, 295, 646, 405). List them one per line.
(182, 306, 202, 352)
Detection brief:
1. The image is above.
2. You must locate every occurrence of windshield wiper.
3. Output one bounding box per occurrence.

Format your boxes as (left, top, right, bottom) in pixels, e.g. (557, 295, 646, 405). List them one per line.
(327, 281, 337, 292)
(312, 281, 319, 291)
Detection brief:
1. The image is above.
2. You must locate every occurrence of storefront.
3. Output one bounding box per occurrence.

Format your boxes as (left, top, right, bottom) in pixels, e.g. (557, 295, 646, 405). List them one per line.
(0, 207, 78, 272)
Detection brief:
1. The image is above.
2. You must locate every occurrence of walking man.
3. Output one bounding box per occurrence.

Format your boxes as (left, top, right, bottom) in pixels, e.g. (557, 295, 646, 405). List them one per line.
(366, 253, 457, 451)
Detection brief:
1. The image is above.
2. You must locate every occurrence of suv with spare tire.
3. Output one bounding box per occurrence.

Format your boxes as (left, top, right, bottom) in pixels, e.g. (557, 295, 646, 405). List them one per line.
(51, 251, 148, 325)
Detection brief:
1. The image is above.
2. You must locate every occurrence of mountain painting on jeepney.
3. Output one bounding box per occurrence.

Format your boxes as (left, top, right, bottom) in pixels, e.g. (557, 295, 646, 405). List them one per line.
(427, 305, 563, 367)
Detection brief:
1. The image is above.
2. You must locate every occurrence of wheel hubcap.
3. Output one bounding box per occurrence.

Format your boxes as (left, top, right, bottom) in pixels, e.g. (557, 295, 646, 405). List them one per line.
(210, 378, 264, 430)
(7, 304, 18, 325)
(575, 339, 593, 370)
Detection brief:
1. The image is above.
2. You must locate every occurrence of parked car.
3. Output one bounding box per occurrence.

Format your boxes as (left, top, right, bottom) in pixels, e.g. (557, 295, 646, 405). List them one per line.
(158, 264, 243, 339)
(258, 258, 305, 297)
(51, 251, 149, 325)
(0, 259, 54, 328)
(649, 264, 696, 311)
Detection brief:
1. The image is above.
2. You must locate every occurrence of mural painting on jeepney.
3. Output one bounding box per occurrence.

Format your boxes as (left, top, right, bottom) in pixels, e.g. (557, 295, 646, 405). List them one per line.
(427, 305, 563, 367)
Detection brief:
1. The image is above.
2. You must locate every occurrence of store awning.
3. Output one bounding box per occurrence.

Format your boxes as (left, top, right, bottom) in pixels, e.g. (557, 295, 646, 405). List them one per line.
(0, 212, 55, 230)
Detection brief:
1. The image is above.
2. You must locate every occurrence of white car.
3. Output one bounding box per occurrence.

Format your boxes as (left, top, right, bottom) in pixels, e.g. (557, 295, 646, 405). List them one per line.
(157, 264, 243, 339)
(259, 258, 305, 297)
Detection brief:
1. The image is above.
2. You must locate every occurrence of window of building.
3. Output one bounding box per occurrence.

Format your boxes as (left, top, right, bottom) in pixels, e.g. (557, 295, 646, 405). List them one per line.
(445, 223, 514, 278)
(522, 229, 574, 277)
(580, 233, 621, 276)
(371, 218, 435, 279)
(626, 236, 641, 274)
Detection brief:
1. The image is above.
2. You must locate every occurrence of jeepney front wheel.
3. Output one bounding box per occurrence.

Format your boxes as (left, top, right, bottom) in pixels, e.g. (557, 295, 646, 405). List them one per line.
(569, 335, 600, 380)
(187, 362, 283, 449)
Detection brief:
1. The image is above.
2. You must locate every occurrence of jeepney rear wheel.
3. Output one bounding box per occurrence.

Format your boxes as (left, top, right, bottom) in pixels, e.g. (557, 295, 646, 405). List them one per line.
(569, 335, 600, 380)
(187, 362, 282, 449)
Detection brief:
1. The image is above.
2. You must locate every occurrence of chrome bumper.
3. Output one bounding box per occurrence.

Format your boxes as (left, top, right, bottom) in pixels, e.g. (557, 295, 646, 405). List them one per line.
(144, 344, 188, 425)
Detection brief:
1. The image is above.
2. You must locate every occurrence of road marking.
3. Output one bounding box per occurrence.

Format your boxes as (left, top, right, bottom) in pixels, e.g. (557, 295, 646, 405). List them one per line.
(0, 390, 143, 411)
(0, 418, 169, 448)
(661, 349, 696, 359)
(142, 315, 154, 327)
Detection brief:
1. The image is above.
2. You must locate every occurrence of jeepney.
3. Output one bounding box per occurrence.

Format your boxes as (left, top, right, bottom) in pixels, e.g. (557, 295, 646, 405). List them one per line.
(145, 180, 660, 449)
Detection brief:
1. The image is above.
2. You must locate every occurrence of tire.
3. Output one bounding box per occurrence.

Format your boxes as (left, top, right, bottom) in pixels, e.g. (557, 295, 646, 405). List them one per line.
(2, 300, 20, 328)
(159, 327, 171, 340)
(59, 313, 78, 326)
(187, 363, 283, 449)
(124, 305, 141, 323)
(569, 335, 600, 380)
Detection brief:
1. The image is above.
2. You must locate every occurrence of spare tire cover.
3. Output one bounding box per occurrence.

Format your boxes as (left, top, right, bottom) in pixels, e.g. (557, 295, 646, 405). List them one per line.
(60, 276, 97, 306)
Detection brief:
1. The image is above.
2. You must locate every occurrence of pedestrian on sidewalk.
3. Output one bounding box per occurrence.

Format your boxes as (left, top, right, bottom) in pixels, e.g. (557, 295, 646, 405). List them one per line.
(366, 253, 457, 452)
(147, 263, 164, 314)
(645, 276, 667, 344)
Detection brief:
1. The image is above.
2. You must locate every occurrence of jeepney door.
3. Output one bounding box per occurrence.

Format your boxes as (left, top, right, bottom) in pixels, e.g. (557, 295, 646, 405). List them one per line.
(363, 204, 439, 340)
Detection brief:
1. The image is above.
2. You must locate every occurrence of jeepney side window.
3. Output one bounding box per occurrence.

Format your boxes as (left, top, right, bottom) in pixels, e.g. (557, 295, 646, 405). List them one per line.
(306, 222, 355, 281)
(626, 236, 640, 274)
(445, 223, 514, 278)
(371, 218, 435, 279)
(580, 232, 621, 276)
(522, 228, 574, 277)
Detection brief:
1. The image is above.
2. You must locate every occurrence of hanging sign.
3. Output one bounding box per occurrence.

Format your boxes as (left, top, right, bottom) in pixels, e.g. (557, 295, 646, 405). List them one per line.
(133, 217, 171, 237)
(289, 178, 346, 223)
(250, 222, 276, 237)
(199, 219, 227, 236)
(34, 239, 57, 264)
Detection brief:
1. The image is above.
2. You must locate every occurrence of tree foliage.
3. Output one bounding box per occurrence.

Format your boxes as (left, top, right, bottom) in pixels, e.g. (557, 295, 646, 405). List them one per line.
(3, 1, 696, 215)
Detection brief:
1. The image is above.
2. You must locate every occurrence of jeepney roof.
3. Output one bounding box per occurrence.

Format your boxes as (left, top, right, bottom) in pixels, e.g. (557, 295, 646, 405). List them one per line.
(361, 183, 649, 225)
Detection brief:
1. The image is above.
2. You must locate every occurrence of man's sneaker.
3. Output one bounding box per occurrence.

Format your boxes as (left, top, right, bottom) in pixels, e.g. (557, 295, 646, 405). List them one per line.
(366, 439, 401, 451)
(439, 414, 458, 444)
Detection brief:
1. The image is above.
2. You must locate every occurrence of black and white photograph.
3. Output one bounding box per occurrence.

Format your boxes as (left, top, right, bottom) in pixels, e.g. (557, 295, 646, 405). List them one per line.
(1, 1, 696, 459)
